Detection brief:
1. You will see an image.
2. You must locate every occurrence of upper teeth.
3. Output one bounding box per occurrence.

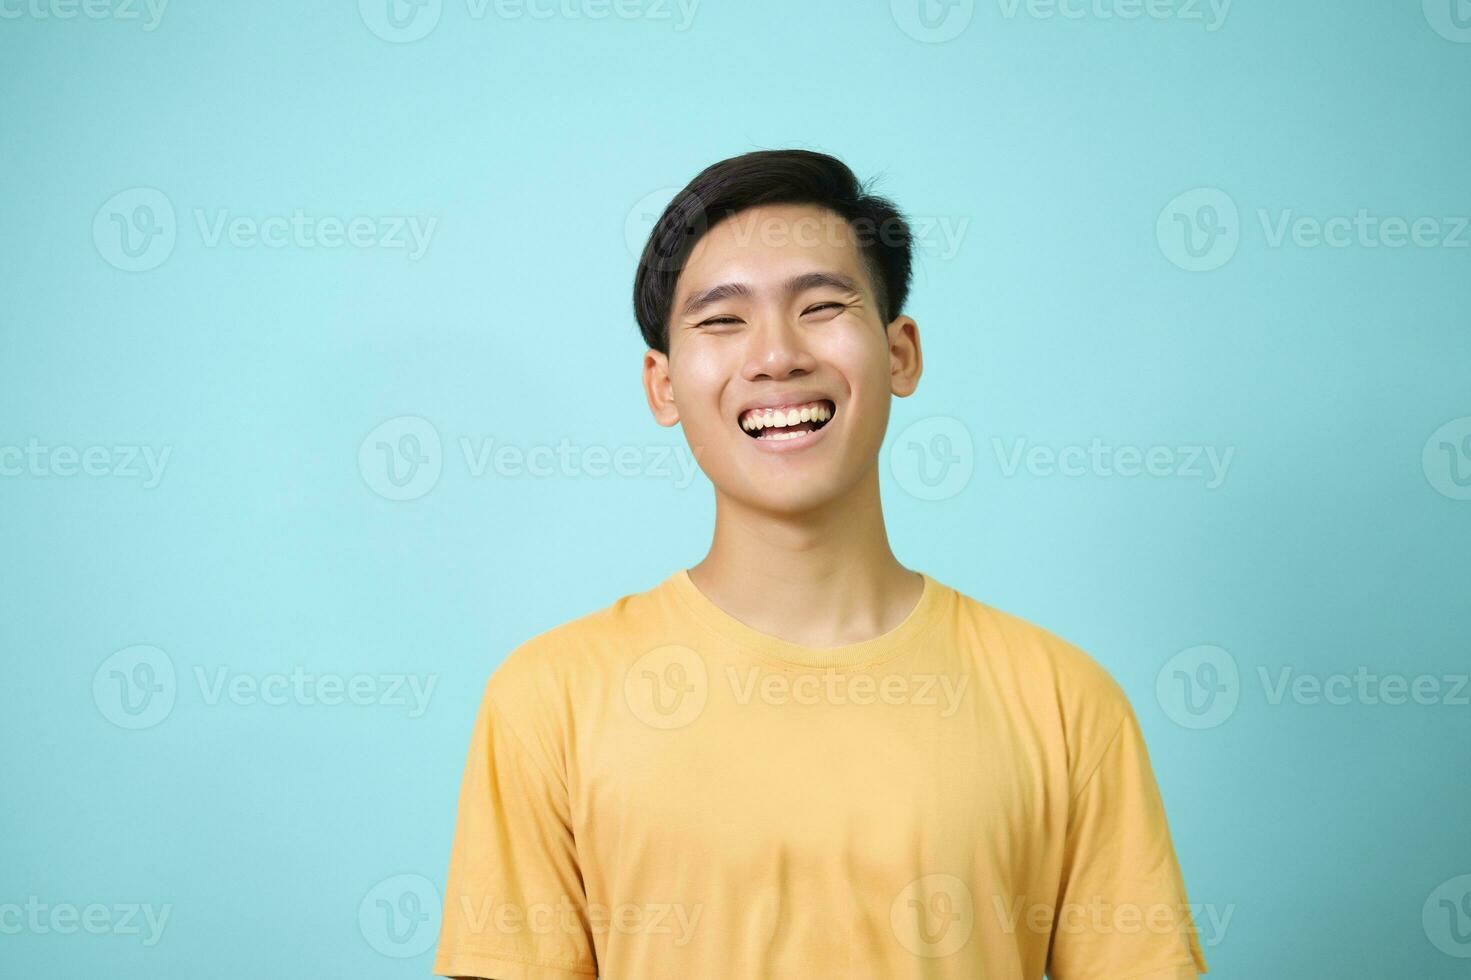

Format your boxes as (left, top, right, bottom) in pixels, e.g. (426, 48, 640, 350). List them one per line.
(740, 401, 832, 431)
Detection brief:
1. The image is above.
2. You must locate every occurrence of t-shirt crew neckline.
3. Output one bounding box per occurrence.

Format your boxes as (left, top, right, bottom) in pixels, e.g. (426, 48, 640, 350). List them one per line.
(665, 567, 943, 671)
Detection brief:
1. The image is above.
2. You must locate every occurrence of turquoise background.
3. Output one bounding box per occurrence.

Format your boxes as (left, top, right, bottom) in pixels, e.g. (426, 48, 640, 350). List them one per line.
(2, 1, 1469, 976)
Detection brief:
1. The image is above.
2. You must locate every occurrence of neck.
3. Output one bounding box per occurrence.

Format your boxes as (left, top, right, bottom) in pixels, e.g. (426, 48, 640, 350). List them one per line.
(687, 463, 924, 649)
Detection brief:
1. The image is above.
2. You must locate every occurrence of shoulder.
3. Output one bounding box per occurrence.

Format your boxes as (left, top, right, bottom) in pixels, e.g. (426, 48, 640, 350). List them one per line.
(937, 579, 1137, 777)
(480, 576, 663, 709)
(945, 582, 1129, 710)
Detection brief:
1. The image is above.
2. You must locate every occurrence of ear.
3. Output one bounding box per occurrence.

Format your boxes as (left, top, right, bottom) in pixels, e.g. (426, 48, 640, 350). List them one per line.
(886, 315, 923, 398)
(643, 348, 680, 426)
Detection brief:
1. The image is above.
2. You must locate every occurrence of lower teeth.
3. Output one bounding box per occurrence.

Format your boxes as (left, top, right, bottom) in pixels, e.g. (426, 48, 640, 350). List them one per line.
(756, 419, 827, 442)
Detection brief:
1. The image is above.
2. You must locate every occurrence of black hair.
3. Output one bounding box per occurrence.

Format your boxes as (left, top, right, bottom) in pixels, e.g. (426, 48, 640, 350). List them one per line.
(632, 149, 914, 354)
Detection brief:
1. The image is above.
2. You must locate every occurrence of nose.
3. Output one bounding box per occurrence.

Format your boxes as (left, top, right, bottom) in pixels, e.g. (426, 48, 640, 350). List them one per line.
(741, 311, 818, 382)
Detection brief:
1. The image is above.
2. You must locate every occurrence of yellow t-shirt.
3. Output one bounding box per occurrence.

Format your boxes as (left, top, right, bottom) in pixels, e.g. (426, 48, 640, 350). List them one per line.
(434, 569, 1210, 980)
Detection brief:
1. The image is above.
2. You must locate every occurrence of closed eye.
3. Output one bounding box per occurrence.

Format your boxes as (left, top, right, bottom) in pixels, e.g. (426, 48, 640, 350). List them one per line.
(698, 303, 844, 327)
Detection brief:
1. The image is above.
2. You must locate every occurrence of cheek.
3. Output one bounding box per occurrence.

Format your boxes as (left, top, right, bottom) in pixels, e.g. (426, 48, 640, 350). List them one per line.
(671, 346, 733, 426)
(817, 325, 890, 394)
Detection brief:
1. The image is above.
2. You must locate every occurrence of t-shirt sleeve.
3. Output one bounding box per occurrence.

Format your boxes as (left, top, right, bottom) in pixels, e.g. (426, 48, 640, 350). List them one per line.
(1045, 702, 1210, 980)
(433, 678, 597, 980)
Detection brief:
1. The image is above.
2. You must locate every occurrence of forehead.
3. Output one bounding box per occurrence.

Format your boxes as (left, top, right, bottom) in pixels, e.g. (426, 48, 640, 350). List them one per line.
(675, 203, 869, 295)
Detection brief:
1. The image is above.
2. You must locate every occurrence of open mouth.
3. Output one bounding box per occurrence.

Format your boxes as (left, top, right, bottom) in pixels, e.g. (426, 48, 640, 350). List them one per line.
(738, 399, 836, 442)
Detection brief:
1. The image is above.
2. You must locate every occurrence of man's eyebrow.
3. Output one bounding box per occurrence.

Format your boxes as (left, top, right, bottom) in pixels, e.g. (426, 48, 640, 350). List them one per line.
(679, 271, 862, 319)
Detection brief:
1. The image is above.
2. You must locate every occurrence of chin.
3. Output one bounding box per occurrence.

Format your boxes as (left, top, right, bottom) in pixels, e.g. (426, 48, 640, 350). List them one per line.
(724, 476, 851, 516)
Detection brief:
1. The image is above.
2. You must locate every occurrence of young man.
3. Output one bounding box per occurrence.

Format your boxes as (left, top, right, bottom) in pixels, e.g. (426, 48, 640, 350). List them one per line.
(433, 149, 1209, 979)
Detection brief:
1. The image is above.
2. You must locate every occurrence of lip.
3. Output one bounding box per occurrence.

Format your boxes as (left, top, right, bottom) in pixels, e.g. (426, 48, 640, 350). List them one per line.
(735, 391, 838, 455)
(744, 414, 834, 454)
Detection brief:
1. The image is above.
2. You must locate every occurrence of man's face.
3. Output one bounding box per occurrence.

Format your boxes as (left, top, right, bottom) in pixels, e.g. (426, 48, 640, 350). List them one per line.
(644, 203, 921, 515)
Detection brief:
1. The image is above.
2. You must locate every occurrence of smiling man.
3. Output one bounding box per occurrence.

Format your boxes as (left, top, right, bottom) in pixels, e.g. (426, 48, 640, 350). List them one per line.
(433, 149, 1210, 980)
